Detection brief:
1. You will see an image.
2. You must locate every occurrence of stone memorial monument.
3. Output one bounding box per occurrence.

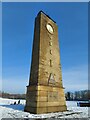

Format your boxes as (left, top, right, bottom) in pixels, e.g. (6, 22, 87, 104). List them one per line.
(24, 11, 67, 114)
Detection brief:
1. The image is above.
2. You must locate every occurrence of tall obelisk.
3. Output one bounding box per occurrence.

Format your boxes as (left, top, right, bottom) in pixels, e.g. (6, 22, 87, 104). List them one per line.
(24, 11, 67, 114)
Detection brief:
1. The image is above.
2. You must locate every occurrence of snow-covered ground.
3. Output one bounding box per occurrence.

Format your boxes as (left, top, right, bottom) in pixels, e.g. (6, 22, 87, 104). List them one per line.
(0, 97, 89, 119)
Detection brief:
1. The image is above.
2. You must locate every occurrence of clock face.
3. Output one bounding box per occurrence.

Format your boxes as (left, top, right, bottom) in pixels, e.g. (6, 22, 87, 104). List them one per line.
(46, 24, 54, 34)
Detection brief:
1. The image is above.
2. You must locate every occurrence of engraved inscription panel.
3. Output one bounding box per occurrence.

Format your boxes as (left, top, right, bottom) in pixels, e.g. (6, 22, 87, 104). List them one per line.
(48, 92, 58, 102)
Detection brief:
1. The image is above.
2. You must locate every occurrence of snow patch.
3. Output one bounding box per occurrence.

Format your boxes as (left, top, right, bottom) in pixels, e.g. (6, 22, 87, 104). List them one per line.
(0, 97, 89, 119)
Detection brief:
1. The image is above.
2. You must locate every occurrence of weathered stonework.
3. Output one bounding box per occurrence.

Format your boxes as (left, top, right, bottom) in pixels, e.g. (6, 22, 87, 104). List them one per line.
(24, 11, 67, 114)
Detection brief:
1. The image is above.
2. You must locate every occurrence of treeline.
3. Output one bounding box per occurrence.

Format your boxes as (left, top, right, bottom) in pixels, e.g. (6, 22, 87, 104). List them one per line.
(0, 90, 90, 101)
(65, 90, 90, 101)
(0, 91, 26, 99)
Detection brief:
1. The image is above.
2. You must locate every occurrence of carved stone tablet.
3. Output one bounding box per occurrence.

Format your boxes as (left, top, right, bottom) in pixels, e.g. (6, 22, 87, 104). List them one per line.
(48, 73, 55, 85)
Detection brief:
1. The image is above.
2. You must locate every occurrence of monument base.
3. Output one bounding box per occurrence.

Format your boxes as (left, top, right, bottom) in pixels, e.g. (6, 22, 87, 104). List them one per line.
(24, 105, 67, 114)
(24, 85, 67, 114)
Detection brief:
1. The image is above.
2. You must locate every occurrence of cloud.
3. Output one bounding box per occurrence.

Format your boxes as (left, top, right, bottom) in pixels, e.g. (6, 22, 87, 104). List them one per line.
(0, 67, 2, 92)
(0, 78, 2, 92)
(2, 78, 28, 94)
(62, 65, 88, 92)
